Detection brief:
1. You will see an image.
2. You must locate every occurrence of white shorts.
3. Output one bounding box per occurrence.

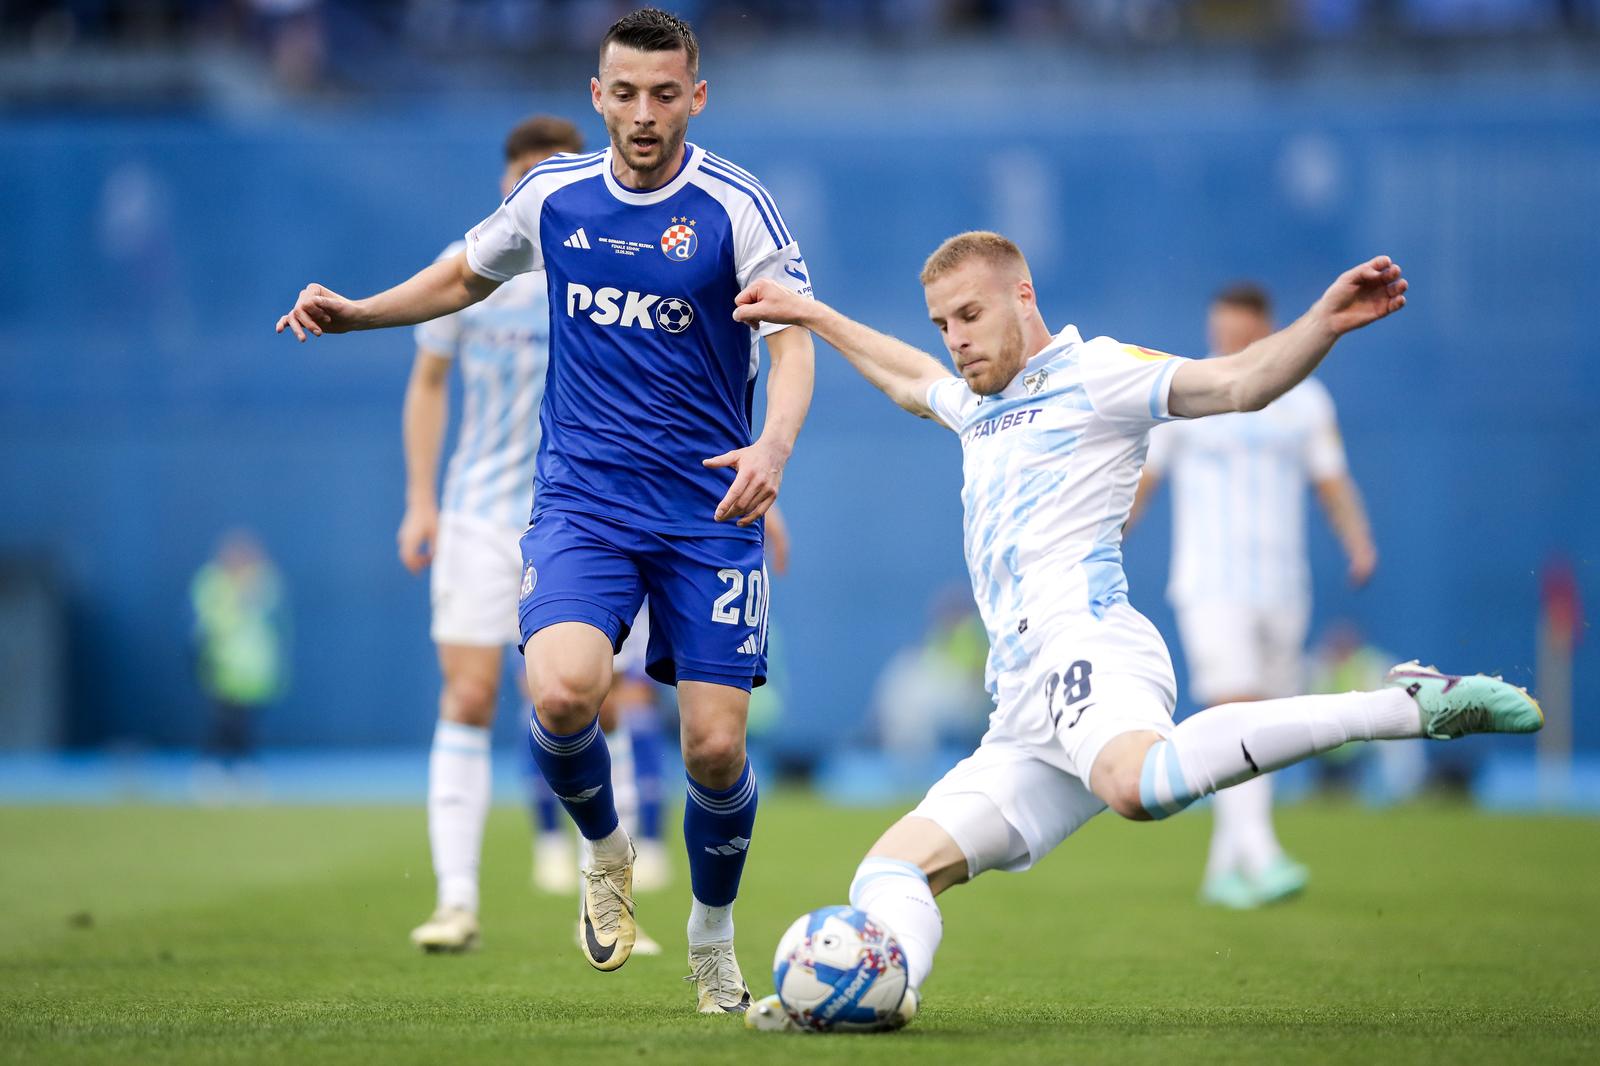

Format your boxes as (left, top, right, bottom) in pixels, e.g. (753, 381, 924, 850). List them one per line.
(430, 513, 655, 678)
(1173, 600, 1309, 704)
(909, 603, 1177, 876)
(614, 607, 651, 679)
(429, 513, 524, 647)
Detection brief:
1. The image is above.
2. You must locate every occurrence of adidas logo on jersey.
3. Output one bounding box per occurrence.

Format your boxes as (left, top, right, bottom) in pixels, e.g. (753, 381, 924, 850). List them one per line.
(737, 634, 761, 655)
(562, 228, 591, 250)
(565, 282, 693, 333)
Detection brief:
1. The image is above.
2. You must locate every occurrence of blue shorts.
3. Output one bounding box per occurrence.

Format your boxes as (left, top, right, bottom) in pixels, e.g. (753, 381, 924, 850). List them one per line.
(517, 509, 769, 690)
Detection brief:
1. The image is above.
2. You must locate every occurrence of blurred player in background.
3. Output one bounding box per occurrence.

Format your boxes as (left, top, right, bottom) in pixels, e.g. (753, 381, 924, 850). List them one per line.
(278, 9, 815, 1013)
(733, 233, 1541, 1033)
(397, 114, 599, 953)
(1127, 282, 1377, 909)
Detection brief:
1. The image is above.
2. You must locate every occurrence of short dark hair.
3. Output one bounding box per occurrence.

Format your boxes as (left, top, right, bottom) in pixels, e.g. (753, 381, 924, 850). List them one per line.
(1212, 282, 1272, 318)
(504, 115, 584, 162)
(600, 8, 700, 77)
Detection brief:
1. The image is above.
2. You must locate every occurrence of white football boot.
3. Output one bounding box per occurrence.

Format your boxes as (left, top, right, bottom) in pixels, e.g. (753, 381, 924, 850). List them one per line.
(574, 918, 662, 956)
(632, 838, 673, 892)
(409, 906, 480, 954)
(532, 832, 577, 895)
(686, 941, 751, 1014)
(577, 839, 637, 971)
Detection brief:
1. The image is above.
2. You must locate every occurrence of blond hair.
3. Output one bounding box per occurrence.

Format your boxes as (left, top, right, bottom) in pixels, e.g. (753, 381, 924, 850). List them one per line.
(919, 231, 1030, 286)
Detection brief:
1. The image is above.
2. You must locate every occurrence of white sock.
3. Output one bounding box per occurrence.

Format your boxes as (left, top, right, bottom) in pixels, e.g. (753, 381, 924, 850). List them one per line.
(1142, 689, 1420, 819)
(428, 720, 491, 913)
(606, 729, 639, 839)
(849, 857, 942, 991)
(1208, 775, 1282, 880)
(687, 898, 734, 948)
(581, 824, 631, 867)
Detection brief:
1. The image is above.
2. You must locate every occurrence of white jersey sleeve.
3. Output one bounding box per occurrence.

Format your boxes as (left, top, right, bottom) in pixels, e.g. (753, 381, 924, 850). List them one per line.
(463, 155, 580, 282)
(1080, 336, 1190, 431)
(414, 241, 466, 355)
(1143, 419, 1183, 476)
(694, 154, 812, 337)
(925, 375, 979, 431)
(1299, 377, 1349, 480)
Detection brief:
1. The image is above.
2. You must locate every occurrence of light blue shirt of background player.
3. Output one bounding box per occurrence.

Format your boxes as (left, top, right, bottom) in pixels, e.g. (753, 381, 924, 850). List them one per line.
(412, 242, 550, 530)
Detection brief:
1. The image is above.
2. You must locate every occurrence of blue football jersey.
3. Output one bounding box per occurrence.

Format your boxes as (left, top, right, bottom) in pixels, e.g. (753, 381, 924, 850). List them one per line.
(464, 143, 812, 534)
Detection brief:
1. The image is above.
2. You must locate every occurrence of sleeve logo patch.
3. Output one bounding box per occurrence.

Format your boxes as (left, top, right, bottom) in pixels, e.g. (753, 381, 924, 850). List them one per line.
(1123, 343, 1176, 362)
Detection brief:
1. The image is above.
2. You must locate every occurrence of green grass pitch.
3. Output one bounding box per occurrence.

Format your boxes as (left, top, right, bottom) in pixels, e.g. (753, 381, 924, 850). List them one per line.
(2, 796, 1597, 1064)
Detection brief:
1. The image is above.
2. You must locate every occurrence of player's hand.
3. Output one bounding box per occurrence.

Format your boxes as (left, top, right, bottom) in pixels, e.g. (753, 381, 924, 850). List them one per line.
(764, 504, 791, 576)
(1314, 256, 1408, 337)
(397, 501, 439, 574)
(704, 435, 789, 527)
(732, 278, 812, 329)
(275, 283, 365, 342)
(1348, 541, 1377, 588)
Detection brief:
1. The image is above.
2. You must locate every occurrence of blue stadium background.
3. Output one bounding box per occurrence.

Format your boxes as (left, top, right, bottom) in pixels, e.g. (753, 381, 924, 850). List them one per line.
(2, 66, 1596, 761)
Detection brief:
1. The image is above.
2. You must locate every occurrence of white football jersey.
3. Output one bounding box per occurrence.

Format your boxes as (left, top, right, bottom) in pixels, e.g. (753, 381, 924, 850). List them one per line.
(1145, 375, 1346, 609)
(926, 326, 1189, 695)
(415, 241, 550, 530)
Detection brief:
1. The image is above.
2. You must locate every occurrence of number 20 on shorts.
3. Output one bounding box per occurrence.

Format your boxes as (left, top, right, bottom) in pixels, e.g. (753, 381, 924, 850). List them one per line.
(711, 567, 768, 627)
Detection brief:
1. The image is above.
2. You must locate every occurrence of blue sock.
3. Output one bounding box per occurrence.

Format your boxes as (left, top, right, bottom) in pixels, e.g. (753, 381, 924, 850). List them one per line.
(683, 761, 758, 908)
(528, 714, 619, 841)
(626, 705, 665, 841)
(520, 704, 562, 833)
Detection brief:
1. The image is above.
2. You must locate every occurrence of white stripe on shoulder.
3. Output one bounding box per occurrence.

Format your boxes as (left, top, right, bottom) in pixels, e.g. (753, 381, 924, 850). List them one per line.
(503, 152, 607, 206)
(691, 171, 789, 254)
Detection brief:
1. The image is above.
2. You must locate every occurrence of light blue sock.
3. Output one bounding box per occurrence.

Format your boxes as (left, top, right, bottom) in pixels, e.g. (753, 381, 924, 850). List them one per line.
(1139, 739, 1202, 820)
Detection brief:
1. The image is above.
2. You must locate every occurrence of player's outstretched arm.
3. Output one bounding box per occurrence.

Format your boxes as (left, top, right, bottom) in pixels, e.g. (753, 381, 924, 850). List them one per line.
(733, 279, 952, 420)
(275, 252, 499, 342)
(1168, 256, 1407, 418)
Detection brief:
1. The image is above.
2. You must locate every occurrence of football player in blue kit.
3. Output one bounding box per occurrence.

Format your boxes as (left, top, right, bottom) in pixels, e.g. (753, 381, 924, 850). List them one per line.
(276, 9, 815, 1014)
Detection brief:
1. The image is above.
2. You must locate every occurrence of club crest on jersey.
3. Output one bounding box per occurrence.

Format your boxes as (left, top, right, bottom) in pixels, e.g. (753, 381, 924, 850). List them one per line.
(660, 217, 698, 261)
(1024, 369, 1049, 395)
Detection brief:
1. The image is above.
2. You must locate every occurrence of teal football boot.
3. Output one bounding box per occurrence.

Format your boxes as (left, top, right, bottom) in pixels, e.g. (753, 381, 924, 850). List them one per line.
(1385, 661, 1544, 740)
(1199, 870, 1261, 910)
(1250, 855, 1310, 905)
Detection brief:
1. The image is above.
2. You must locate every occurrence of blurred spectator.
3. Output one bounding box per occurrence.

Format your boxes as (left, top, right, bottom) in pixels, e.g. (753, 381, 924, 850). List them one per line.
(190, 530, 289, 772)
(873, 586, 990, 757)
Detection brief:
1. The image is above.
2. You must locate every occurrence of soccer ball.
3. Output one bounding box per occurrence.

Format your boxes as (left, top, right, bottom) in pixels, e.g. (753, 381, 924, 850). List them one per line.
(772, 905, 909, 1032)
(654, 297, 695, 334)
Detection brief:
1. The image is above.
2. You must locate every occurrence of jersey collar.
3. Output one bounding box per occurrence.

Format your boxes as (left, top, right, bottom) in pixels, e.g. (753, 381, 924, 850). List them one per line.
(601, 142, 702, 205)
(991, 324, 1083, 401)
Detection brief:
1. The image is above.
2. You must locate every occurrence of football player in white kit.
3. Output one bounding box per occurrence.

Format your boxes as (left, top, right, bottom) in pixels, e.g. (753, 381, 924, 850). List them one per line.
(1129, 282, 1378, 909)
(732, 232, 1542, 1032)
(399, 116, 662, 953)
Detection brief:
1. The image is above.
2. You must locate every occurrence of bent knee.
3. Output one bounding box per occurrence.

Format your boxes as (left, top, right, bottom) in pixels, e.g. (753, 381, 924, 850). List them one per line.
(441, 674, 498, 728)
(682, 730, 746, 785)
(1098, 764, 1157, 821)
(531, 676, 606, 733)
